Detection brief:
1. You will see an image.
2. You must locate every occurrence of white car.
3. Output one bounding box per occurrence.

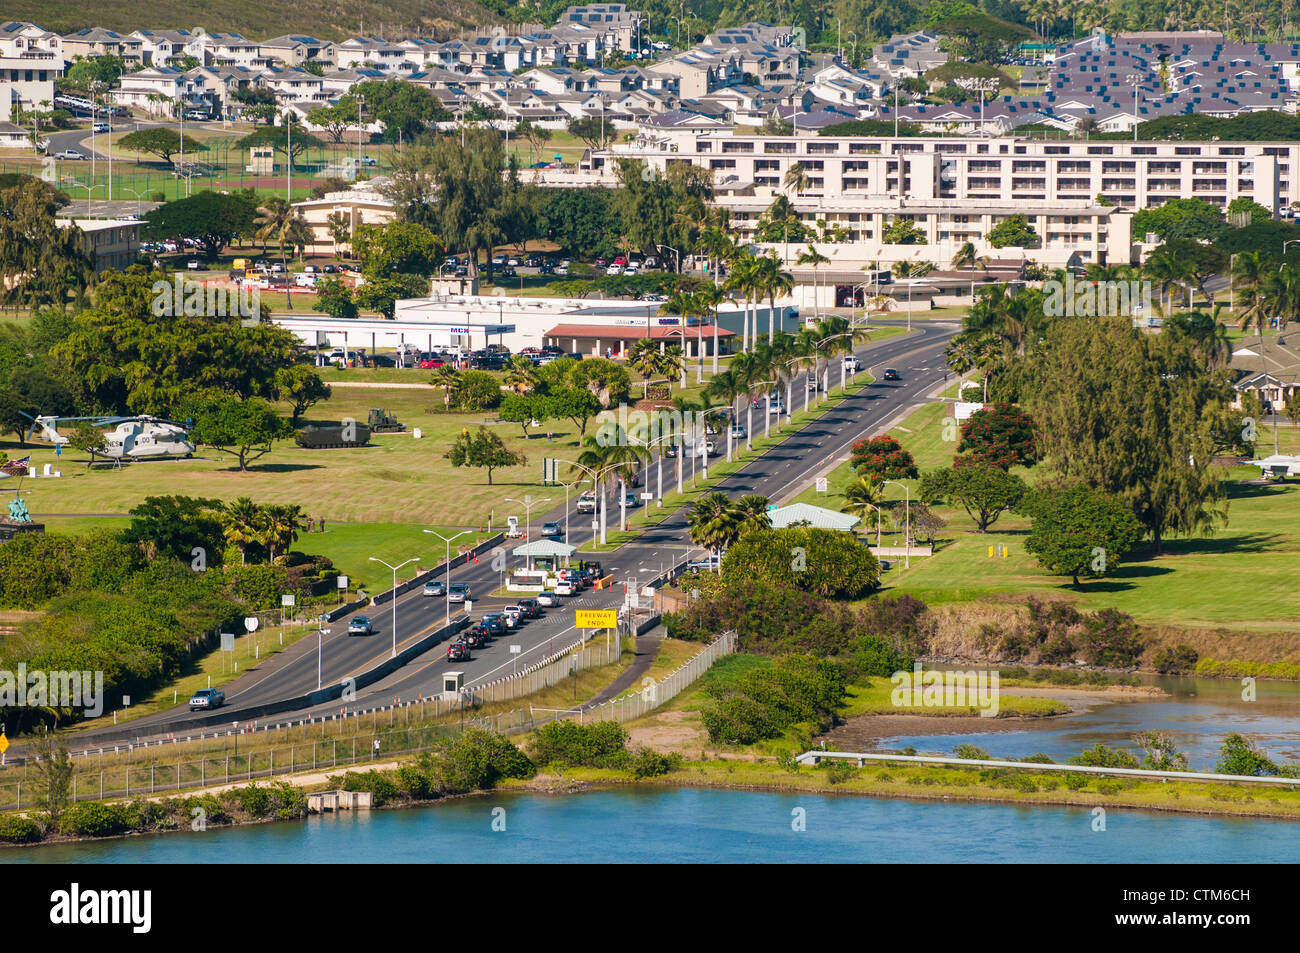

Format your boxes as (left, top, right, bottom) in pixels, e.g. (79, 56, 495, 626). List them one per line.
(553, 581, 576, 597)
(844, 356, 862, 372)
(536, 592, 560, 607)
(606, 264, 623, 275)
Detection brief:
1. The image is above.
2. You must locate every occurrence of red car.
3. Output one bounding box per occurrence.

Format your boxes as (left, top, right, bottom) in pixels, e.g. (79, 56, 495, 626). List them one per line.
(419, 357, 445, 369)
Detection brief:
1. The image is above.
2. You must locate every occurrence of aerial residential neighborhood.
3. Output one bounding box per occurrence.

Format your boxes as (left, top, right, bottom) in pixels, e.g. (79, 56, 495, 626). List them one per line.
(0, 0, 1295, 907)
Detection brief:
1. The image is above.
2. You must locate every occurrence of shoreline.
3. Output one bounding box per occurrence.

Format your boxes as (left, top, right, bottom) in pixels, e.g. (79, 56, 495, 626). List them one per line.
(9, 751, 1300, 852)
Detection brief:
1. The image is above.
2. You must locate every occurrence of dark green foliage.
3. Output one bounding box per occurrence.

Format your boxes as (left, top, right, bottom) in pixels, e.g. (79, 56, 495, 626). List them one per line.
(700, 654, 846, 745)
(59, 801, 134, 837)
(1069, 743, 1139, 769)
(341, 770, 401, 806)
(722, 526, 880, 599)
(142, 190, 255, 260)
(0, 813, 44, 843)
(629, 747, 682, 779)
(529, 720, 631, 769)
(424, 729, 536, 792)
(1019, 484, 1145, 587)
(1216, 733, 1280, 777)
(1153, 644, 1199, 675)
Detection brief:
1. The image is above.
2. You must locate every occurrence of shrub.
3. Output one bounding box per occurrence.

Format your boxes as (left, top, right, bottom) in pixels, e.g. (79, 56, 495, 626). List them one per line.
(953, 744, 991, 761)
(629, 747, 682, 779)
(825, 761, 854, 784)
(1063, 772, 1087, 791)
(60, 801, 133, 837)
(529, 721, 629, 769)
(1069, 743, 1138, 769)
(0, 813, 43, 843)
(341, 770, 401, 806)
(395, 765, 437, 800)
(701, 654, 847, 746)
(425, 729, 535, 793)
(1080, 609, 1145, 667)
(1153, 644, 1199, 674)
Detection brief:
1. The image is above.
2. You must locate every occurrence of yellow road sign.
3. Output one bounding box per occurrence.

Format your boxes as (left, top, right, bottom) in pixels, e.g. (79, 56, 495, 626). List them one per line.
(0, 733, 8, 756)
(575, 609, 618, 629)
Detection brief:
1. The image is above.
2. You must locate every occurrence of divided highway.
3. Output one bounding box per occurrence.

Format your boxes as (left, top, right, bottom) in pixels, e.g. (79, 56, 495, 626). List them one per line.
(71, 319, 960, 743)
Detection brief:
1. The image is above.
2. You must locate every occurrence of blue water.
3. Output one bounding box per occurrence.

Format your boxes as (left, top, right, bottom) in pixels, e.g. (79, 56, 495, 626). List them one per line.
(7, 788, 1300, 863)
(876, 676, 1300, 769)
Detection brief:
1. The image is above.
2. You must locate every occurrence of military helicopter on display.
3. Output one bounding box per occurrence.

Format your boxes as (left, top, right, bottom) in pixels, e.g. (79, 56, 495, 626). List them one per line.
(21, 413, 196, 460)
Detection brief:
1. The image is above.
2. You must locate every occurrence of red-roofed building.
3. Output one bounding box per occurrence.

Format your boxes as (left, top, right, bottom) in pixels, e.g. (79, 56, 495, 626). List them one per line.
(543, 322, 735, 358)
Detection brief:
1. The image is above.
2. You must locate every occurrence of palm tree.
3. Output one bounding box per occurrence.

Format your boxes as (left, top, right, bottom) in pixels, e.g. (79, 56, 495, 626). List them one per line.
(574, 432, 648, 545)
(660, 342, 685, 392)
(628, 337, 661, 398)
(431, 366, 461, 410)
(222, 497, 265, 566)
(1143, 245, 1194, 315)
(1262, 261, 1300, 332)
(703, 367, 746, 462)
(686, 491, 739, 570)
(504, 354, 541, 395)
(945, 330, 1001, 401)
(725, 249, 761, 352)
(951, 241, 989, 299)
(732, 493, 772, 536)
(661, 289, 705, 383)
(255, 197, 310, 310)
(326, 211, 352, 259)
(262, 503, 305, 563)
(757, 254, 795, 344)
(694, 283, 726, 377)
(841, 476, 888, 547)
(796, 245, 830, 321)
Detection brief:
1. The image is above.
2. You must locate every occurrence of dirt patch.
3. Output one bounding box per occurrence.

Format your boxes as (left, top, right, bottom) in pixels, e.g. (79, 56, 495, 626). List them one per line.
(626, 709, 708, 754)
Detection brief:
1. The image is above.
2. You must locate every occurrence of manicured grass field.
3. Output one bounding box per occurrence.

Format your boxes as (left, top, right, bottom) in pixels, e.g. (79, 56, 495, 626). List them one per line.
(828, 400, 1300, 632)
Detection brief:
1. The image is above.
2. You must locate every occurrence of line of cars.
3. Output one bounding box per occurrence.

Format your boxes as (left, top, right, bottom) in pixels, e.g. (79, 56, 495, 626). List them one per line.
(446, 597, 547, 662)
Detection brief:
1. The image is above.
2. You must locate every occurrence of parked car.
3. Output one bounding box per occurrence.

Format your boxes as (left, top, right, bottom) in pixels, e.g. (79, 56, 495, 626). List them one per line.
(883, 368, 901, 381)
(491, 254, 508, 266)
(554, 264, 570, 276)
(423, 580, 446, 597)
(186, 259, 202, 271)
(348, 615, 374, 636)
(189, 688, 225, 711)
(448, 583, 469, 603)
(540, 521, 563, 539)
(446, 641, 471, 662)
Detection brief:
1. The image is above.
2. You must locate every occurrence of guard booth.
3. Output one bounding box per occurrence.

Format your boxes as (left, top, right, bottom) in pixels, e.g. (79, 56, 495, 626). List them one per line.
(441, 671, 464, 701)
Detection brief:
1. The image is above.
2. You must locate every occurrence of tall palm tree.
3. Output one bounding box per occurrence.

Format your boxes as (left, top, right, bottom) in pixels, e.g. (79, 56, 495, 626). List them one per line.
(262, 503, 305, 563)
(628, 337, 661, 398)
(694, 283, 726, 376)
(504, 354, 541, 394)
(703, 366, 746, 462)
(255, 197, 309, 310)
(660, 342, 685, 392)
(222, 497, 265, 566)
(431, 366, 461, 410)
(1143, 245, 1194, 315)
(686, 491, 739, 570)
(841, 476, 888, 546)
(574, 432, 648, 545)
(757, 254, 795, 344)
(796, 245, 830, 322)
(326, 211, 351, 259)
(725, 249, 761, 352)
(733, 493, 773, 536)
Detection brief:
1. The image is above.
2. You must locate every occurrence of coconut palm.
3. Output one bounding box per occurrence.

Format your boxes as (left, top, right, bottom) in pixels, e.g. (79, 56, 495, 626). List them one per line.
(756, 254, 795, 344)
(694, 283, 727, 376)
(628, 337, 661, 398)
(504, 354, 541, 394)
(686, 491, 739, 570)
(1143, 244, 1194, 315)
(796, 245, 830, 322)
(732, 493, 773, 537)
(431, 366, 461, 410)
(255, 197, 310, 310)
(703, 366, 746, 462)
(222, 496, 265, 566)
(725, 249, 761, 352)
(574, 432, 648, 545)
(262, 503, 305, 563)
(326, 211, 352, 259)
(841, 476, 887, 546)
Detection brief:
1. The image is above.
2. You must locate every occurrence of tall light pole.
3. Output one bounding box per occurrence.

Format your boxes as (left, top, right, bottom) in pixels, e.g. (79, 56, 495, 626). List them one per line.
(316, 615, 327, 690)
(550, 459, 600, 545)
(368, 556, 420, 657)
(882, 479, 911, 569)
(1127, 73, 1142, 142)
(505, 495, 551, 569)
(423, 529, 471, 628)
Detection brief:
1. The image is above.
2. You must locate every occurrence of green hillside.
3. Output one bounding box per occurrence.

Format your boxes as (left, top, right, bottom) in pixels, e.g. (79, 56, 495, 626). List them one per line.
(5, 0, 502, 42)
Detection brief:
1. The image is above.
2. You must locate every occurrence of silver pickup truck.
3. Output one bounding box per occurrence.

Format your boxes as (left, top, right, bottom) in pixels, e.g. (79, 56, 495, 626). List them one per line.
(189, 688, 225, 712)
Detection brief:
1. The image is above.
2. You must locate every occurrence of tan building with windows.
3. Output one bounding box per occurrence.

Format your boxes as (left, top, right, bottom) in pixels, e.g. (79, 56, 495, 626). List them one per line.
(56, 218, 140, 273)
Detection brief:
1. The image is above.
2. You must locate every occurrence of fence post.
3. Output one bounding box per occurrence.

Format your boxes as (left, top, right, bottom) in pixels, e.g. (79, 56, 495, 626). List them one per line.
(225, 757, 229, 784)
(126, 766, 129, 797)
(151, 765, 155, 794)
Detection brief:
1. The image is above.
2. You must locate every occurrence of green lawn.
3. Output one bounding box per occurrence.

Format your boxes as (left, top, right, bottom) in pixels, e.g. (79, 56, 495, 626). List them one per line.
(850, 400, 1300, 632)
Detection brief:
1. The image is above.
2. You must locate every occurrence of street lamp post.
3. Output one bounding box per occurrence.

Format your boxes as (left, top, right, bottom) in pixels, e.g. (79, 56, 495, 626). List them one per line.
(882, 480, 911, 569)
(423, 529, 472, 628)
(368, 556, 421, 657)
(505, 495, 551, 569)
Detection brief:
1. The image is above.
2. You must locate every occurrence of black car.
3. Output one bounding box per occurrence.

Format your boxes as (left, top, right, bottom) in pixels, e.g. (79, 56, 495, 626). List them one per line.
(446, 641, 471, 662)
(517, 598, 543, 619)
(480, 614, 505, 635)
(462, 625, 486, 648)
(883, 368, 901, 381)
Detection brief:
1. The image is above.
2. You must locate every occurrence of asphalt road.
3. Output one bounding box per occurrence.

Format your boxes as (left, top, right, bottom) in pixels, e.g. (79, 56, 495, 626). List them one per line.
(70, 319, 960, 743)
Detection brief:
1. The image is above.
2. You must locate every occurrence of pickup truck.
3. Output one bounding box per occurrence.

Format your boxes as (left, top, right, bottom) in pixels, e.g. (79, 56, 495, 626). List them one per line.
(576, 492, 598, 513)
(189, 688, 225, 711)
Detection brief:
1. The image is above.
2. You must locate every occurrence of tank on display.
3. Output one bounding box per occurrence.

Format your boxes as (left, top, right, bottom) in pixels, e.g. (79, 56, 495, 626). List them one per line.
(295, 423, 373, 449)
(367, 408, 406, 433)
